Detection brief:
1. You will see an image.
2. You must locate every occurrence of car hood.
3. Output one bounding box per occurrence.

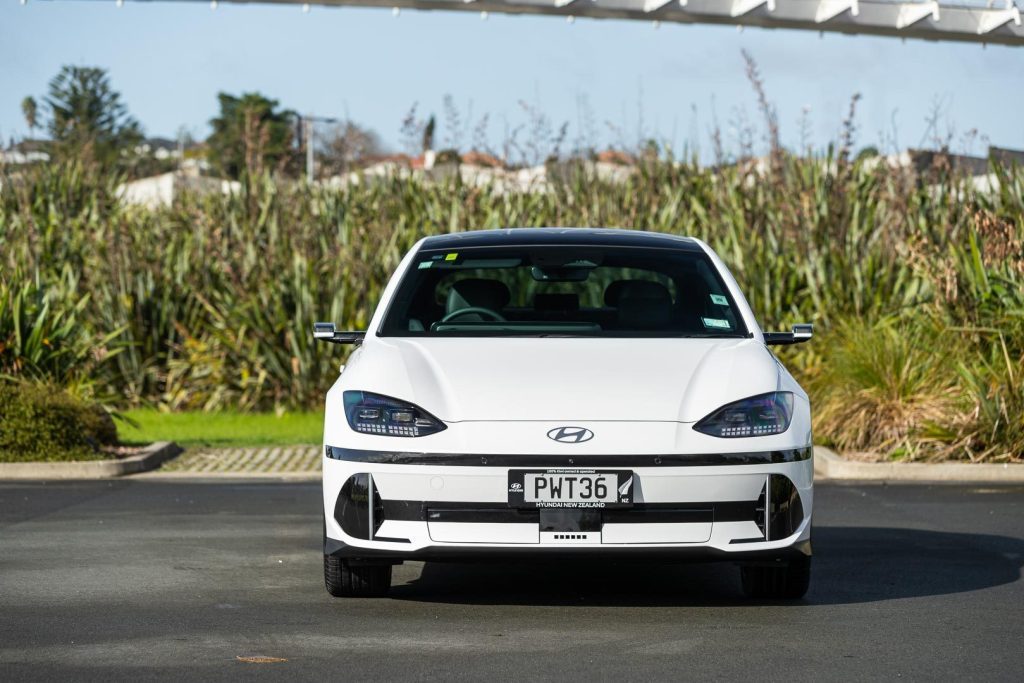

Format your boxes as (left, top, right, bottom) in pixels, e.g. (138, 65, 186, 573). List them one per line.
(342, 337, 784, 423)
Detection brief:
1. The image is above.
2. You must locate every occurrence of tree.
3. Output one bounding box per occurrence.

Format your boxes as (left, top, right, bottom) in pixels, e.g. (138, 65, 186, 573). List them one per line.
(856, 146, 880, 162)
(422, 115, 436, 153)
(320, 121, 385, 175)
(206, 92, 297, 178)
(41, 66, 142, 165)
(21, 97, 38, 135)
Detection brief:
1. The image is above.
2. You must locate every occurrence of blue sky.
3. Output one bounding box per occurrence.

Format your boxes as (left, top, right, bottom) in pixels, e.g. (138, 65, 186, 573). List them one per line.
(2, 1, 1022, 161)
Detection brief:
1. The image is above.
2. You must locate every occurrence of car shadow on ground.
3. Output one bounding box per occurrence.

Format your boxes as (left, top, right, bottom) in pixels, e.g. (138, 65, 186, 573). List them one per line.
(388, 526, 1024, 606)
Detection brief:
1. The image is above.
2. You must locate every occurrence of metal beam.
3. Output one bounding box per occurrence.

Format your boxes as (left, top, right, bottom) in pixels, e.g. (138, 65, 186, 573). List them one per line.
(67, 0, 1024, 46)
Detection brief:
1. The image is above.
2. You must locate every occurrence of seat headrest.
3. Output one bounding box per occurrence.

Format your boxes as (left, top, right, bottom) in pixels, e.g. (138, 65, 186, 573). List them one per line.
(446, 278, 511, 314)
(603, 280, 629, 307)
(676, 272, 712, 317)
(615, 280, 673, 329)
(616, 280, 672, 303)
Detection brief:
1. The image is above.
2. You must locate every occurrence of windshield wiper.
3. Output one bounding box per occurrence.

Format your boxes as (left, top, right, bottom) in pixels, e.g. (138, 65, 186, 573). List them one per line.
(675, 333, 747, 339)
(534, 333, 587, 338)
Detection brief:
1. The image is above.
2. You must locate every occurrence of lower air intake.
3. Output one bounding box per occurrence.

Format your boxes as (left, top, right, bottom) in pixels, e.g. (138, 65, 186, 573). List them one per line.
(335, 473, 385, 540)
(756, 474, 805, 541)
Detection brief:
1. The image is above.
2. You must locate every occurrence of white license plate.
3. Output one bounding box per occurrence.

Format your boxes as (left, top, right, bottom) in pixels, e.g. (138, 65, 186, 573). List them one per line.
(508, 469, 634, 508)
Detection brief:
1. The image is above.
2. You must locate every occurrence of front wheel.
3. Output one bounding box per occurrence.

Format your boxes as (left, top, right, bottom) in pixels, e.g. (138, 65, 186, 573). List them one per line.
(739, 555, 811, 599)
(324, 554, 392, 597)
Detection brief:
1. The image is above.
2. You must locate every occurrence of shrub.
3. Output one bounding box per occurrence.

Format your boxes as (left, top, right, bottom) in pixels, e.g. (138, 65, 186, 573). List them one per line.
(954, 325, 1024, 462)
(0, 381, 118, 462)
(801, 316, 963, 461)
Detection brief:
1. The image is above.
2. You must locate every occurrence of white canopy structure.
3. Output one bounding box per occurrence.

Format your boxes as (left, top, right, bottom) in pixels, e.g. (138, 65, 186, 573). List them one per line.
(161, 0, 1024, 46)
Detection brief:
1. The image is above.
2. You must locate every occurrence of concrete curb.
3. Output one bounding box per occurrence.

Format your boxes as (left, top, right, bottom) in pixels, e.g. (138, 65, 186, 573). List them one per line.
(6, 441, 1020, 483)
(814, 445, 1024, 483)
(132, 470, 319, 481)
(0, 442, 183, 480)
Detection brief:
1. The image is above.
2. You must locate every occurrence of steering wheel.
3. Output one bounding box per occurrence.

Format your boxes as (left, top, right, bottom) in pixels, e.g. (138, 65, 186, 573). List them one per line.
(440, 307, 507, 323)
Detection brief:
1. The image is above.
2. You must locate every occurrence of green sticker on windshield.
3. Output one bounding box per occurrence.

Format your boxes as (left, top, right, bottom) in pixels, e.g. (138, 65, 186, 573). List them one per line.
(710, 294, 728, 306)
(445, 253, 459, 261)
(702, 317, 732, 330)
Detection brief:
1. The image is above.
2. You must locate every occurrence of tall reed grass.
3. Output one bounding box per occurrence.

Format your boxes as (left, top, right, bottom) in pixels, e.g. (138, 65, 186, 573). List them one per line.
(2, 154, 1021, 460)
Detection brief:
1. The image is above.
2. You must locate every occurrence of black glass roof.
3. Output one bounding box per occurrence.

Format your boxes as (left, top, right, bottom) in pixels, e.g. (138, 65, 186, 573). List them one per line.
(419, 228, 700, 252)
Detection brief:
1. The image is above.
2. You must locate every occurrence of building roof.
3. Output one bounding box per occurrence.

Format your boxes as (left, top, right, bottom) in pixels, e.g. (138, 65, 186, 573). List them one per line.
(144, 137, 179, 150)
(461, 150, 504, 168)
(990, 146, 1024, 166)
(4, 138, 49, 153)
(418, 228, 699, 251)
(595, 150, 637, 166)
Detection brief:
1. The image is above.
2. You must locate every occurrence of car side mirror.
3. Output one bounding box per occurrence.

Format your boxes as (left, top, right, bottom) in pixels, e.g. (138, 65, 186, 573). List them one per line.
(763, 323, 813, 346)
(313, 322, 366, 345)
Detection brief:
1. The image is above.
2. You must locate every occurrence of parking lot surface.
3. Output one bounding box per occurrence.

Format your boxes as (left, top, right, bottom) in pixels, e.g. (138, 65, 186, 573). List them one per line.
(1, 480, 1022, 681)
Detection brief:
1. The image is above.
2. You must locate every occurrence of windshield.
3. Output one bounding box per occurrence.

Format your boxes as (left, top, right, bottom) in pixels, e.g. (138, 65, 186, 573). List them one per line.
(379, 245, 749, 338)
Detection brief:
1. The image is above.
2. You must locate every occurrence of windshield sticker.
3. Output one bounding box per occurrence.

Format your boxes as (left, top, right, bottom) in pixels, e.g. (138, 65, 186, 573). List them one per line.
(444, 253, 459, 261)
(417, 261, 433, 269)
(710, 294, 728, 306)
(702, 317, 732, 330)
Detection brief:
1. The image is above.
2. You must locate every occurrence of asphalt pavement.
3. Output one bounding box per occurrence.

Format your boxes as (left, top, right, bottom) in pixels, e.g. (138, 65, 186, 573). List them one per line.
(1, 479, 1022, 681)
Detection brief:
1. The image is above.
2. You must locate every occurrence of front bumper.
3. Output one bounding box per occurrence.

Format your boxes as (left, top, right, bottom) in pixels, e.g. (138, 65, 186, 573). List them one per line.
(323, 446, 813, 563)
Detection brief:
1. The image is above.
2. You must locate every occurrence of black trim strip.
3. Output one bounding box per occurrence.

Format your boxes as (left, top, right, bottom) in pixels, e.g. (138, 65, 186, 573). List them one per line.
(427, 508, 540, 524)
(710, 501, 759, 523)
(372, 536, 412, 544)
(382, 500, 757, 524)
(381, 500, 424, 521)
(326, 446, 811, 467)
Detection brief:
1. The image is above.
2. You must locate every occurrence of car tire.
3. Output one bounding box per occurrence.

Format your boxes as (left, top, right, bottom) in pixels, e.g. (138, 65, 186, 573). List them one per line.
(740, 555, 811, 599)
(324, 554, 392, 597)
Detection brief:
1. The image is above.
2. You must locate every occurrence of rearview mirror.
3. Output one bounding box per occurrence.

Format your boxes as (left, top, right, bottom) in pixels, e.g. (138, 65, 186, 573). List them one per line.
(763, 323, 813, 346)
(530, 265, 593, 282)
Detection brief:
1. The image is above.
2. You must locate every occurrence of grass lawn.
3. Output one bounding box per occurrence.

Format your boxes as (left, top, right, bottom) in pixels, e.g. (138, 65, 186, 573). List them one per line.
(117, 410, 324, 447)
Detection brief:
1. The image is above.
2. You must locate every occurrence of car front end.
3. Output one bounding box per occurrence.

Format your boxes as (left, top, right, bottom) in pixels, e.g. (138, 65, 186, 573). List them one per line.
(318, 228, 814, 598)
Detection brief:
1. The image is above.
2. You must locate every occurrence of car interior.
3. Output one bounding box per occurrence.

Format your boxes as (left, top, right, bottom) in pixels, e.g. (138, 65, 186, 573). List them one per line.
(385, 250, 746, 337)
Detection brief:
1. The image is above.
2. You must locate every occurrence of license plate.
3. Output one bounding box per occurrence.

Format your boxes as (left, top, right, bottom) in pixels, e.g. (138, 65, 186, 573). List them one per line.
(508, 469, 634, 509)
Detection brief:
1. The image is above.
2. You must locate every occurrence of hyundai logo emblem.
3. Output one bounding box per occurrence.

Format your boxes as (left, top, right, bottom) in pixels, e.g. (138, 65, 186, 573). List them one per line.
(547, 426, 594, 444)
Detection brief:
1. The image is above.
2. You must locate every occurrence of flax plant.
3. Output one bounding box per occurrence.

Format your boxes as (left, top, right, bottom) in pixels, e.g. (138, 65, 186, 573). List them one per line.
(1, 156, 1021, 461)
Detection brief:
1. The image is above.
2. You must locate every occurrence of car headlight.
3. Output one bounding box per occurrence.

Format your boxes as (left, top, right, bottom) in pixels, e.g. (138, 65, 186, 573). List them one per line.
(343, 391, 447, 437)
(693, 392, 795, 438)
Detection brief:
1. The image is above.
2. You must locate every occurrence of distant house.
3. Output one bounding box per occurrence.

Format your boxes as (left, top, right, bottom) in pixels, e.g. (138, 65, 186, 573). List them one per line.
(987, 146, 1024, 167)
(329, 149, 477, 187)
(542, 157, 634, 186)
(461, 151, 504, 168)
(888, 146, 1023, 195)
(116, 165, 239, 209)
(901, 149, 990, 176)
(325, 155, 412, 188)
(0, 139, 50, 165)
(134, 137, 182, 161)
(595, 149, 637, 166)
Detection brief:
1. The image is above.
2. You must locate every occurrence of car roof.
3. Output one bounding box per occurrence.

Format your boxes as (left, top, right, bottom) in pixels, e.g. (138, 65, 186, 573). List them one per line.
(418, 228, 701, 252)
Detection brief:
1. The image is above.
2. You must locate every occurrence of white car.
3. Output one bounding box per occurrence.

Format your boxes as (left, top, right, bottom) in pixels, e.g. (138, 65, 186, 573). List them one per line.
(316, 228, 814, 599)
